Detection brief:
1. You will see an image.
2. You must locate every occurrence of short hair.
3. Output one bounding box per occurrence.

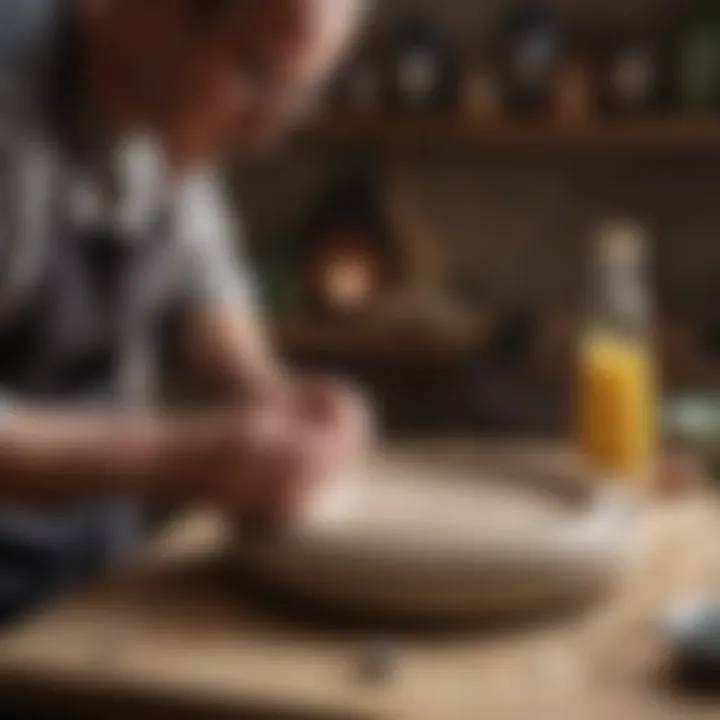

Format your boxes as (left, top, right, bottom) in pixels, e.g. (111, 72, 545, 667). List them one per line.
(187, 0, 372, 32)
(186, 0, 238, 27)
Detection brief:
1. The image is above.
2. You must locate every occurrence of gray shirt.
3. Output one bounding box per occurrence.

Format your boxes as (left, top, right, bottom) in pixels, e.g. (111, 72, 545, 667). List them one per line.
(0, 0, 253, 404)
(0, 0, 255, 619)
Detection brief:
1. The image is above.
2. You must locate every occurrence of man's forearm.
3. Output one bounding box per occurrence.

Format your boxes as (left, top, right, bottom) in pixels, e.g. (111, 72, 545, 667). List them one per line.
(0, 404, 306, 514)
(0, 410, 178, 506)
(183, 305, 285, 404)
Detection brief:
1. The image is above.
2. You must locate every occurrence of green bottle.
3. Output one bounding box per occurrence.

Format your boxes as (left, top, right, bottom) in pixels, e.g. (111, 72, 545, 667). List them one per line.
(677, 5, 720, 111)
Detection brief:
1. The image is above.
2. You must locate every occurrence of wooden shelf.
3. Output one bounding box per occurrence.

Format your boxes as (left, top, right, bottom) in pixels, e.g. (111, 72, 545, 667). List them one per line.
(273, 315, 494, 363)
(299, 114, 720, 152)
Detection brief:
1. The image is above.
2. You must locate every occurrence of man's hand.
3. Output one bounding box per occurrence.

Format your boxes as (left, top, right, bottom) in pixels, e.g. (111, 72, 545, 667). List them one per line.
(178, 299, 371, 524)
(0, 381, 370, 525)
(171, 380, 370, 525)
(289, 377, 371, 471)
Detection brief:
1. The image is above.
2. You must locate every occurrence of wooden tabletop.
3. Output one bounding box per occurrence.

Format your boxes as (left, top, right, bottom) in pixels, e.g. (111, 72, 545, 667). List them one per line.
(0, 448, 720, 719)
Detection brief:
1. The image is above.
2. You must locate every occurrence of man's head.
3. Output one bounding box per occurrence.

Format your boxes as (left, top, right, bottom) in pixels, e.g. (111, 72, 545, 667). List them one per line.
(76, 0, 368, 164)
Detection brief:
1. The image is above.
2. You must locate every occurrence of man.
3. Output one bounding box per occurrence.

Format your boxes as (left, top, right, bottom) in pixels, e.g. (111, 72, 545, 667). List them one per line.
(0, 0, 369, 620)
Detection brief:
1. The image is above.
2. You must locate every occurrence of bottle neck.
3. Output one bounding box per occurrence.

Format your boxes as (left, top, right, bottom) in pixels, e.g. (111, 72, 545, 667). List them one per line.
(589, 230, 651, 341)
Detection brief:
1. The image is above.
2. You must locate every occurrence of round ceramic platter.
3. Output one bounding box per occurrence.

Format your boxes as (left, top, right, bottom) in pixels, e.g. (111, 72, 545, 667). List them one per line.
(234, 444, 637, 622)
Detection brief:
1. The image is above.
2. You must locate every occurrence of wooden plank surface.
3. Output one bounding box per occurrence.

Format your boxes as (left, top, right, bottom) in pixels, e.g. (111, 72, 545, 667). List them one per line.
(0, 446, 719, 719)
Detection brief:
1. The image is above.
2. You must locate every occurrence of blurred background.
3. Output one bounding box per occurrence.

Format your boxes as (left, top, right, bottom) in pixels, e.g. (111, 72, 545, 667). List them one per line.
(231, 0, 720, 439)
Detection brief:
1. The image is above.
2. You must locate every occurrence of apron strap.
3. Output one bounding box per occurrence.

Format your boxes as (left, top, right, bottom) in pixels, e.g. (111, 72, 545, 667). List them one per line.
(0, 139, 56, 326)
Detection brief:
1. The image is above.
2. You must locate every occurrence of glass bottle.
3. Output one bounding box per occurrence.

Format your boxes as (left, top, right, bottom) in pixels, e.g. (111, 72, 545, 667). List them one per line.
(576, 222, 657, 487)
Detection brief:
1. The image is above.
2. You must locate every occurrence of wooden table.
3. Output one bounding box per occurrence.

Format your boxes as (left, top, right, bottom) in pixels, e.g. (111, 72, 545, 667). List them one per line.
(1, 448, 720, 719)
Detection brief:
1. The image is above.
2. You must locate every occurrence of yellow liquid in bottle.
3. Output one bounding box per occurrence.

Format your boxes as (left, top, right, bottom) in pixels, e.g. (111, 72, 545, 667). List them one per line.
(577, 331, 656, 483)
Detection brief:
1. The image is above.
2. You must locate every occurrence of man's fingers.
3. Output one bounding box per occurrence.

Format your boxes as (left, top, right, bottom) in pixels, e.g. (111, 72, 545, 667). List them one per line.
(222, 381, 372, 526)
